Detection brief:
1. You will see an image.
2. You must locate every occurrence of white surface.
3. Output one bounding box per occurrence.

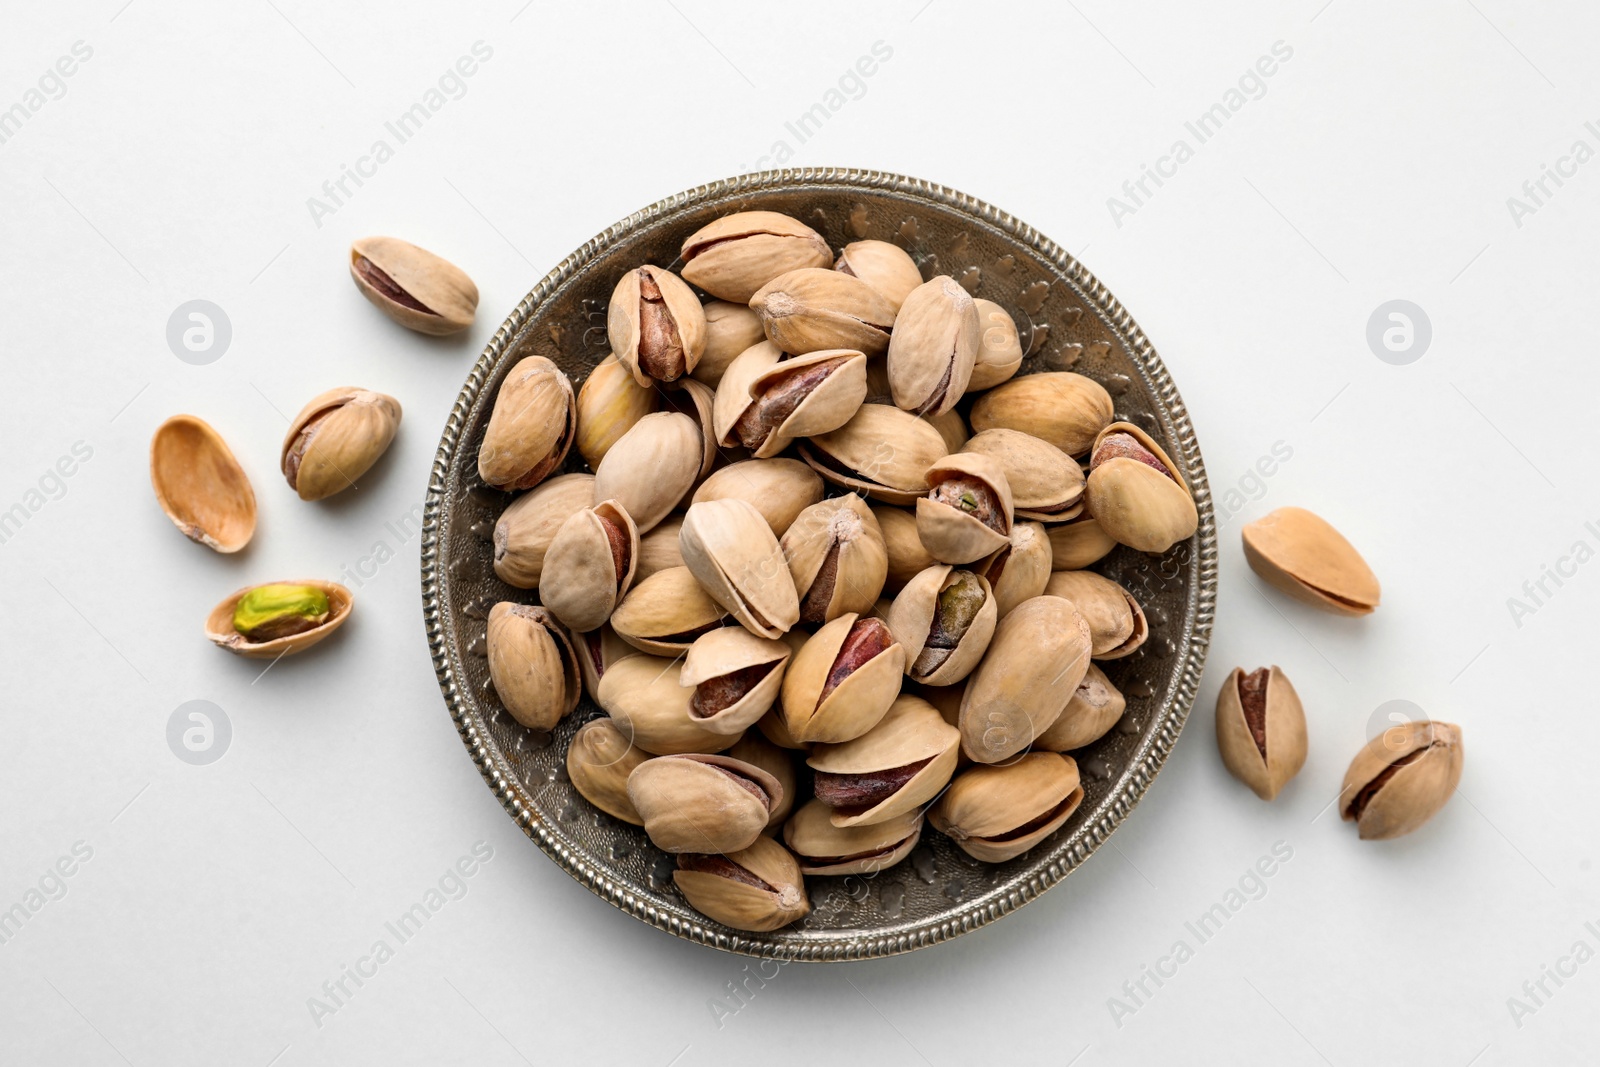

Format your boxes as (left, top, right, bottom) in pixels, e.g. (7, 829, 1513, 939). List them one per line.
(1, 1, 1594, 1064)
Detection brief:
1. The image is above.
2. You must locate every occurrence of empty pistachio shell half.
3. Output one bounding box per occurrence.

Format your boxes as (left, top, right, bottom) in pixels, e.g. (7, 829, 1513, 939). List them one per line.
(961, 427, 1085, 522)
(782, 494, 888, 625)
(1242, 506, 1380, 616)
(349, 236, 477, 335)
(575, 353, 657, 469)
(780, 613, 906, 744)
(150, 415, 256, 553)
(958, 595, 1092, 764)
(835, 239, 923, 313)
(1084, 422, 1198, 555)
(916, 452, 1014, 565)
(970, 372, 1114, 456)
(679, 498, 800, 639)
(750, 267, 895, 356)
(692, 301, 767, 388)
(1034, 663, 1126, 752)
(1340, 720, 1463, 840)
(968, 299, 1024, 391)
(592, 411, 701, 533)
(609, 566, 728, 657)
(1215, 666, 1306, 801)
(977, 521, 1053, 619)
(538, 499, 639, 634)
(492, 473, 595, 589)
(567, 718, 649, 825)
(206, 579, 352, 658)
(628, 753, 782, 854)
(280, 387, 402, 502)
(929, 752, 1084, 863)
(486, 603, 580, 732)
(1043, 570, 1148, 659)
(807, 693, 960, 828)
(885, 565, 998, 686)
(680, 627, 791, 736)
(799, 403, 948, 505)
(596, 654, 737, 756)
(606, 265, 706, 385)
(784, 798, 923, 877)
(1047, 514, 1118, 571)
(886, 275, 979, 417)
(477, 356, 576, 491)
(674, 835, 811, 932)
(680, 211, 833, 303)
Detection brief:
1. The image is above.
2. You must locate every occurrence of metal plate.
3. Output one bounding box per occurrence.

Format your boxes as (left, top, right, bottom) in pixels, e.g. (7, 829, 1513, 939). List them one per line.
(421, 169, 1217, 960)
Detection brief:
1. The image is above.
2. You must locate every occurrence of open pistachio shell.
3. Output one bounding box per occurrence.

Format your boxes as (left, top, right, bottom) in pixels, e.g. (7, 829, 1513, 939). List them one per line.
(485, 603, 581, 731)
(729, 732, 799, 831)
(681, 211, 833, 303)
(673, 835, 811, 932)
(567, 718, 649, 824)
(477, 356, 575, 491)
(970, 372, 1114, 456)
(150, 415, 256, 552)
(799, 403, 948, 505)
(349, 236, 477, 335)
(596, 654, 737, 756)
(780, 613, 906, 744)
(756, 706, 809, 751)
(1047, 514, 1118, 570)
(885, 565, 998, 686)
(692, 301, 767, 388)
(1084, 422, 1197, 554)
(961, 428, 1084, 522)
(1242, 506, 1380, 616)
(1043, 570, 1147, 659)
(783, 799, 923, 876)
(929, 752, 1084, 862)
(958, 595, 1092, 764)
(690, 458, 823, 538)
(807, 694, 960, 828)
(978, 521, 1053, 619)
(492, 473, 595, 589)
(1034, 663, 1125, 752)
(205, 579, 352, 659)
(609, 566, 728, 657)
(592, 411, 701, 533)
(606, 265, 706, 385)
(680, 498, 801, 639)
(711, 341, 783, 447)
(538, 499, 639, 634)
(575, 353, 657, 469)
(680, 627, 791, 736)
(872, 505, 936, 595)
(750, 267, 895, 356)
(281, 387, 402, 501)
(886, 276, 979, 417)
(835, 240, 923, 313)
(627, 753, 782, 854)
(968, 299, 1024, 391)
(1340, 720, 1463, 840)
(782, 494, 888, 625)
(916, 452, 1015, 565)
(1216, 666, 1306, 801)
(732, 347, 868, 457)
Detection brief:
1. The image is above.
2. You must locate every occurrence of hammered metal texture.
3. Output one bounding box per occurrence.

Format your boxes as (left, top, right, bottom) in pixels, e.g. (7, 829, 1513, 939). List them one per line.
(421, 170, 1217, 960)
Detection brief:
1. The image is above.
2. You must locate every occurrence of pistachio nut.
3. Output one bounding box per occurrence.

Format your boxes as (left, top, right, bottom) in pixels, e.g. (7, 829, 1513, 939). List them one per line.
(978, 521, 1053, 619)
(680, 627, 791, 736)
(1242, 506, 1380, 616)
(349, 236, 477, 335)
(1340, 720, 1464, 840)
(1216, 666, 1306, 801)
(485, 603, 581, 732)
(756, 706, 809, 751)
(627, 754, 782, 854)
(150, 414, 256, 553)
(680, 211, 833, 302)
(609, 566, 728, 657)
(680, 498, 801, 639)
(674, 835, 811, 932)
(872, 505, 936, 594)
(659, 376, 719, 480)
(780, 613, 906, 744)
(1043, 570, 1147, 659)
(886, 276, 979, 417)
(885, 565, 998, 686)
(961, 427, 1085, 522)
(750, 267, 896, 356)
(591, 411, 701, 533)
(834, 239, 923, 313)
(567, 717, 649, 825)
(689, 457, 823, 538)
(206, 579, 353, 658)
(281, 387, 402, 501)
(1034, 663, 1126, 752)
(711, 341, 782, 446)
(784, 799, 923, 877)
(928, 752, 1084, 862)
(492, 473, 595, 588)
(970, 372, 1114, 456)
(692, 301, 767, 388)
(477, 356, 576, 491)
(634, 515, 685, 582)
(916, 452, 1015, 565)
(968, 299, 1024, 391)
(729, 731, 799, 830)
(575, 353, 657, 469)
(799, 403, 948, 505)
(538, 499, 640, 633)
(925, 407, 970, 454)
(727, 348, 869, 457)
(596, 654, 737, 755)
(1084, 422, 1198, 555)
(1047, 514, 1118, 571)
(782, 494, 888, 625)
(958, 595, 1092, 763)
(569, 622, 635, 702)
(606, 265, 707, 385)
(806, 693, 960, 828)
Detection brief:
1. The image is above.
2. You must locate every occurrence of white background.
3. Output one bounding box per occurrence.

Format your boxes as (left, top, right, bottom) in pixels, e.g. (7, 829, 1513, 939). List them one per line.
(1, 1, 1595, 1064)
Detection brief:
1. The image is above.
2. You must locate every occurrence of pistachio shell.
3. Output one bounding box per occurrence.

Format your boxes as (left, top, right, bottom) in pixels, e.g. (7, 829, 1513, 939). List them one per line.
(729, 731, 799, 830)
(609, 566, 728, 657)
(756, 706, 808, 751)
(711, 341, 783, 447)
(1216, 666, 1306, 801)
(968, 299, 1023, 390)
(680, 211, 833, 302)
(782, 494, 888, 624)
(961, 428, 1084, 521)
(835, 240, 923, 313)
(634, 515, 685, 582)
(750, 267, 895, 356)
(477, 356, 576, 491)
(1340, 721, 1463, 840)
(492, 473, 595, 588)
(349, 236, 477, 335)
(592, 411, 701, 533)
(567, 718, 649, 824)
(673, 835, 810, 932)
(281, 387, 402, 501)
(873, 505, 936, 594)
(485, 603, 580, 731)
(925, 408, 969, 454)
(568, 622, 636, 702)
(597, 654, 738, 756)
(731, 347, 869, 457)
(628, 754, 782, 854)
(916, 452, 1015, 564)
(205, 579, 353, 658)
(799, 403, 947, 505)
(1084, 422, 1198, 554)
(692, 301, 767, 388)
(575, 353, 657, 469)
(1034, 663, 1125, 752)
(1047, 514, 1118, 570)
(928, 752, 1084, 862)
(680, 498, 800, 639)
(680, 627, 791, 735)
(538, 499, 639, 633)
(783, 799, 923, 876)
(1242, 507, 1380, 615)
(970, 372, 1114, 455)
(978, 521, 1053, 619)
(659, 376, 719, 480)
(886, 276, 979, 417)
(606, 265, 706, 385)
(780, 613, 906, 744)
(1043, 570, 1147, 659)
(958, 595, 1092, 764)
(689, 458, 823, 538)
(807, 694, 960, 828)
(885, 565, 998, 686)
(150, 415, 256, 552)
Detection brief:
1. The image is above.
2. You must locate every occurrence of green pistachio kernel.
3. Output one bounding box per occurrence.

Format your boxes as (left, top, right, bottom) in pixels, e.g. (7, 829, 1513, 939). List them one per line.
(233, 584, 331, 642)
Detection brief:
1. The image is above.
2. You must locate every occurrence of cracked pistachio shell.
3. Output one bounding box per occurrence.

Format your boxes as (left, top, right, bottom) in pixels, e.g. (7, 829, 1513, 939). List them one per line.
(1243, 507, 1380, 616)
(567, 718, 649, 825)
(673, 835, 810, 932)
(730, 347, 869, 457)
(712, 341, 783, 447)
(886, 565, 998, 686)
(1043, 570, 1147, 659)
(205, 579, 352, 658)
(281, 388, 402, 501)
(750, 267, 895, 356)
(962, 428, 1084, 522)
(486, 603, 580, 732)
(592, 411, 701, 533)
(782, 494, 888, 625)
(680, 211, 833, 302)
(680, 498, 800, 639)
(477, 356, 575, 491)
(606, 265, 706, 385)
(349, 236, 477, 335)
(873, 506, 936, 595)
(692, 301, 767, 388)
(929, 752, 1084, 863)
(968, 299, 1023, 391)
(1340, 721, 1463, 840)
(916, 452, 1015, 565)
(886, 276, 980, 417)
(151, 415, 256, 552)
(609, 566, 727, 657)
(978, 521, 1053, 619)
(680, 627, 791, 736)
(730, 732, 799, 831)
(659, 376, 719, 480)
(538, 499, 639, 634)
(492, 473, 595, 588)
(568, 622, 636, 703)
(807, 694, 960, 828)
(627, 754, 782, 854)
(575, 353, 657, 469)
(799, 403, 948, 505)
(634, 515, 685, 582)
(780, 613, 906, 744)
(1216, 666, 1306, 801)
(835, 239, 923, 313)
(1034, 663, 1126, 752)
(690, 458, 822, 539)
(784, 799, 923, 876)
(1047, 514, 1118, 570)
(597, 654, 737, 756)
(959, 595, 1092, 764)
(756, 705, 809, 751)
(970, 372, 1114, 456)
(1084, 422, 1197, 555)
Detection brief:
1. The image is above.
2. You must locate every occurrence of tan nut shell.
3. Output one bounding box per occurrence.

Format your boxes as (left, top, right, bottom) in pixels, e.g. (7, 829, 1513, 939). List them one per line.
(679, 498, 800, 639)
(151, 415, 256, 552)
(537, 500, 639, 633)
(1043, 570, 1147, 659)
(929, 753, 1084, 862)
(799, 403, 948, 505)
(609, 566, 727, 657)
(477, 356, 575, 491)
(690, 458, 823, 538)
(673, 835, 811, 932)
(692, 301, 767, 388)
(1340, 721, 1463, 840)
(628, 754, 782, 854)
(606, 265, 706, 386)
(808, 694, 961, 828)
(1085, 422, 1198, 555)
(959, 595, 1092, 764)
(961, 428, 1085, 521)
(597, 654, 737, 756)
(1216, 666, 1307, 801)
(729, 732, 799, 830)
(633, 515, 685, 582)
(835, 240, 923, 313)
(349, 236, 477, 335)
(979, 521, 1053, 619)
(680, 627, 791, 736)
(886, 276, 979, 417)
(750, 267, 895, 356)
(925, 408, 969, 454)
(575, 353, 657, 469)
(886, 565, 999, 686)
(1034, 663, 1126, 752)
(568, 622, 636, 703)
(492, 473, 595, 588)
(660, 376, 719, 481)
(873, 505, 936, 594)
(968, 299, 1024, 390)
(783, 799, 923, 876)
(1047, 515, 1118, 570)
(205, 579, 352, 659)
(567, 718, 649, 824)
(738, 347, 869, 457)
(916, 452, 1015, 565)
(281, 388, 402, 501)
(780, 613, 906, 744)
(1242, 506, 1381, 616)
(711, 341, 782, 446)
(970, 372, 1114, 455)
(485, 603, 580, 731)
(782, 494, 888, 625)
(680, 211, 833, 302)
(592, 411, 701, 533)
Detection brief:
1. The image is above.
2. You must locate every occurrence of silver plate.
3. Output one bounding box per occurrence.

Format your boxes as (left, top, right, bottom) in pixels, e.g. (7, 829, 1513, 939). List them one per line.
(421, 169, 1217, 960)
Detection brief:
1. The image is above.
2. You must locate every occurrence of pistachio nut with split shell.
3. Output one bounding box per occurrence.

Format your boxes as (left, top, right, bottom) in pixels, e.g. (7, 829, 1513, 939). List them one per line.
(1242, 506, 1380, 616)
(492, 473, 595, 588)
(692, 301, 766, 388)
(606, 265, 706, 385)
(281, 387, 402, 501)
(1084, 422, 1198, 555)
(886, 276, 979, 417)
(961, 428, 1085, 522)
(958, 594, 1092, 764)
(591, 411, 701, 533)
(477, 356, 575, 491)
(567, 718, 649, 825)
(970, 372, 1114, 456)
(750, 267, 895, 356)
(1034, 663, 1125, 752)
(968, 299, 1023, 391)
(658, 376, 719, 480)
(783, 799, 923, 877)
(1340, 721, 1463, 840)
(485, 603, 581, 732)
(537, 499, 639, 634)
(756, 706, 808, 751)
(680, 211, 833, 302)
(872, 505, 935, 595)
(348, 236, 477, 335)
(680, 498, 801, 639)
(575, 353, 657, 469)
(835, 239, 923, 312)
(569, 623, 635, 703)
(781, 494, 888, 625)
(729, 732, 799, 830)
(886, 565, 998, 686)
(977, 521, 1053, 619)
(674, 835, 811, 932)
(1047, 514, 1118, 571)
(690, 458, 823, 538)
(916, 452, 1014, 565)
(807, 693, 960, 828)
(1216, 666, 1306, 801)
(780, 613, 906, 744)
(680, 627, 791, 736)
(608, 566, 728, 657)
(711, 341, 781, 446)
(727, 348, 868, 457)
(1043, 570, 1147, 659)
(206, 580, 353, 659)
(596, 654, 737, 756)
(634, 515, 685, 582)
(799, 403, 948, 505)
(929, 752, 1084, 863)
(627, 754, 782, 854)
(150, 415, 256, 553)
